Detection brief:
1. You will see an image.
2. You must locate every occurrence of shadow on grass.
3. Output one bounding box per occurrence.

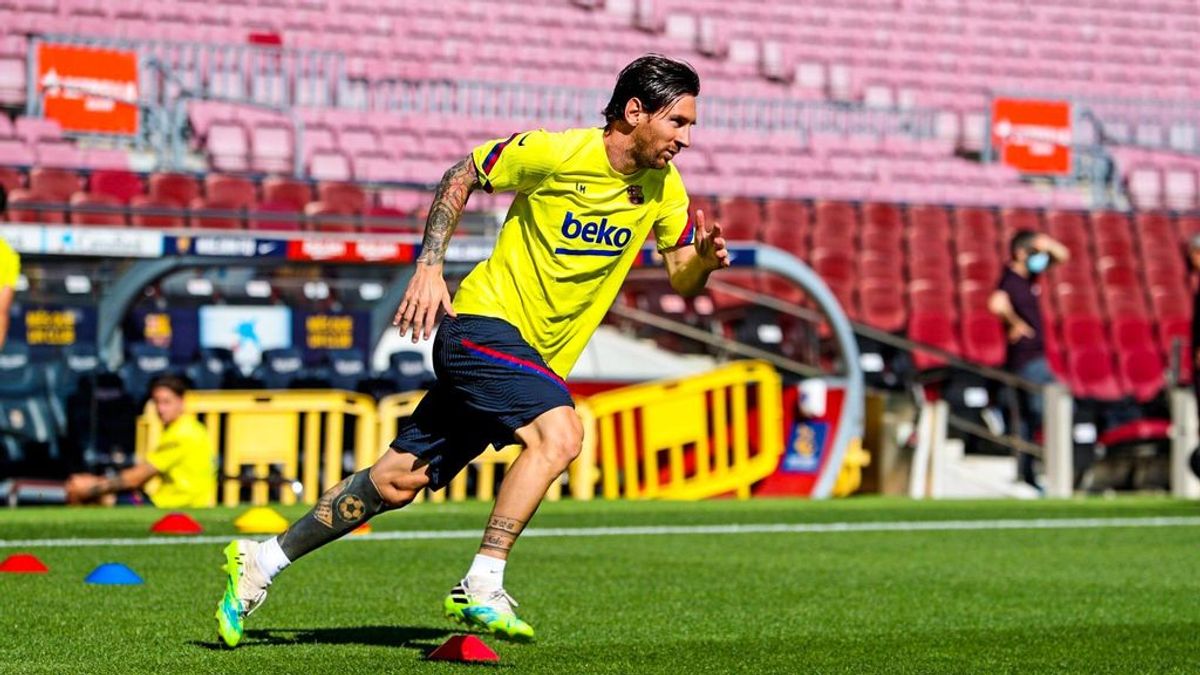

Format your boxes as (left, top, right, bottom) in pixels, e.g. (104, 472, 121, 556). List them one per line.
(191, 624, 457, 653)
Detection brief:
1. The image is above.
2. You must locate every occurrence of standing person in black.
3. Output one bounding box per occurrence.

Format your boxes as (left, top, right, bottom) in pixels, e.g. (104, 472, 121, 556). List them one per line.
(989, 230, 1071, 491)
(1188, 235, 1200, 479)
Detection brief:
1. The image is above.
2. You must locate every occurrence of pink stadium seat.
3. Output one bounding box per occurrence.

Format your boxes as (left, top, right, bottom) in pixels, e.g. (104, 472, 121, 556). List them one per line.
(15, 117, 63, 144)
(250, 123, 294, 174)
(309, 149, 353, 181)
(0, 138, 34, 165)
(34, 141, 84, 169)
(206, 121, 250, 172)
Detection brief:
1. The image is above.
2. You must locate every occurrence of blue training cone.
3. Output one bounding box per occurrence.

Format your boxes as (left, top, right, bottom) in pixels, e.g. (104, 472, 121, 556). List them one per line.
(85, 563, 143, 585)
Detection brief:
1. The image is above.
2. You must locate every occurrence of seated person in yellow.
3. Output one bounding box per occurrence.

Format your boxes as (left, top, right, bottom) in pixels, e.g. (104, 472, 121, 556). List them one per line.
(0, 235, 19, 350)
(66, 374, 216, 507)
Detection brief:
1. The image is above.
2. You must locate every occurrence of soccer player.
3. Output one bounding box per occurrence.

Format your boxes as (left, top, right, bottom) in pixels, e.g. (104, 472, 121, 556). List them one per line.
(215, 54, 729, 647)
(65, 374, 216, 507)
(0, 230, 18, 351)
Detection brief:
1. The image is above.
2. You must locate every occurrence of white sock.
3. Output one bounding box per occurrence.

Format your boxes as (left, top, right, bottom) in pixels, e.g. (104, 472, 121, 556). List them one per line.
(465, 553, 506, 591)
(255, 537, 291, 581)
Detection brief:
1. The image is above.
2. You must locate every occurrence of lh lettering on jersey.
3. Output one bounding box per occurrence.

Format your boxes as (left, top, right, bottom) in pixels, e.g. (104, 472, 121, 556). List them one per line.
(557, 211, 632, 257)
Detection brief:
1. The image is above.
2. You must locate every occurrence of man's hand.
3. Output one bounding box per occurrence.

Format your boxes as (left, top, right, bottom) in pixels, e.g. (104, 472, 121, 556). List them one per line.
(393, 262, 457, 343)
(65, 474, 103, 504)
(1007, 320, 1036, 344)
(693, 210, 731, 271)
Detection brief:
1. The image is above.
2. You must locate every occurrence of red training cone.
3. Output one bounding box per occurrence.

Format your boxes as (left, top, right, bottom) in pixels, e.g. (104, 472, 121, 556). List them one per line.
(150, 513, 204, 535)
(427, 635, 499, 663)
(0, 553, 49, 573)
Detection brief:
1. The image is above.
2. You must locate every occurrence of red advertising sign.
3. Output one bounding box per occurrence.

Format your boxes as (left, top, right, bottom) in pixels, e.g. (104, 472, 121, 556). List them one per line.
(990, 98, 1072, 175)
(286, 239, 416, 264)
(37, 43, 140, 135)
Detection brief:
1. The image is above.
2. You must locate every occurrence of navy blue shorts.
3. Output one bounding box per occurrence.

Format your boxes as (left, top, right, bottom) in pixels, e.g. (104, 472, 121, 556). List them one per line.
(389, 314, 574, 489)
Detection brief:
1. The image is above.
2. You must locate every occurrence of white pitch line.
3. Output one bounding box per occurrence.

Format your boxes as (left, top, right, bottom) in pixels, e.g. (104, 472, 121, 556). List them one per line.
(2, 516, 1199, 549)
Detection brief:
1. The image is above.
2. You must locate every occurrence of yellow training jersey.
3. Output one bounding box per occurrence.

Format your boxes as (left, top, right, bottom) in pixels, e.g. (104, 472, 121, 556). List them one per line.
(145, 414, 217, 508)
(0, 237, 19, 288)
(456, 127, 693, 377)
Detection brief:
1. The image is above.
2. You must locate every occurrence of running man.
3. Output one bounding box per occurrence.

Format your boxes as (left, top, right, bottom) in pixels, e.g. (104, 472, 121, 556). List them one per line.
(216, 54, 729, 647)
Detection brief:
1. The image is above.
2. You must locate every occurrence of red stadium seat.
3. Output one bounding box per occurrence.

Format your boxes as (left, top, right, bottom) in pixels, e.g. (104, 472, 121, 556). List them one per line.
(1118, 348, 1165, 403)
(1061, 314, 1106, 349)
(862, 202, 902, 230)
(0, 166, 22, 193)
(318, 182, 367, 214)
(717, 196, 763, 240)
(1110, 317, 1155, 351)
(204, 174, 256, 209)
(130, 195, 186, 228)
(908, 311, 960, 370)
(262, 177, 314, 211)
(29, 167, 82, 201)
(149, 172, 200, 206)
(763, 199, 809, 231)
(305, 201, 358, 232)
(814, 200, 857, 232)
(1046, 210, 1087, 242)
(362, 206, 415, 234)
(761, 224, 806, 257)
(69, 192, 126, 226)
(961, 311, 1006, 367)
(1067, 347, 1123, 401)
(90, 169, 144, 204)
(907, 204, 950, 241)
(250, 201, 304, 231)
(190, 197, 245, 230)
(858, 282, 907, 333)
(7, 188, 65, 223)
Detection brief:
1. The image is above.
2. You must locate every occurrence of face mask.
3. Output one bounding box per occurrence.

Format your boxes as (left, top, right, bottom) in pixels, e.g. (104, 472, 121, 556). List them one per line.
(1027, 251, 1050, 274)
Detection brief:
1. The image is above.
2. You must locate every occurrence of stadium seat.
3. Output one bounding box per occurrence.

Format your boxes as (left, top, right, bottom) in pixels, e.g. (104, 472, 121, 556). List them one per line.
(118, 343, 172, 405)
(29, 167, 82, 201)
(69, 192, 127, 226)
(6, 188, 65, 223)
(960, 312, 1006, 367)
(130, 195, 187, 228)
(262, 177, 314, 211)
(90, 170, 145, 204)
(858, 282, 906, 333)
(389, 350, 435, 392)
(204, 174, 257, 207)
(326, 349, 368, 391)
(250, 201, 304, 231)
(1066, 347, 1123, 402)
(1118, 348, 1165, 403)
(252, 348, 307, 390)
(149, 172, 201, 206)
(717, 196, 762, 240)
(318, 182, 367, 214)
(908, 311, 960, 371)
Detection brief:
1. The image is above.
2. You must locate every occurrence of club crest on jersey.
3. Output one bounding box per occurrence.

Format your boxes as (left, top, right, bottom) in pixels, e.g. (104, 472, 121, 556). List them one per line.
(627, 185, 644, 205)
(556, 211, 633, 257)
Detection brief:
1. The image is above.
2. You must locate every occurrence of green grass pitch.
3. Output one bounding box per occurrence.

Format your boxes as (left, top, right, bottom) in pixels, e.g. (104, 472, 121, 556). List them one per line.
(1, 498, 1198, 673)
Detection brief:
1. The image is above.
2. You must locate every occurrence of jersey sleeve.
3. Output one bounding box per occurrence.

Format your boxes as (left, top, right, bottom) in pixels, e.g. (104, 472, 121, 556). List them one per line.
(471, 129, 562, 194)
(652, 167, 694, 252)
(146, 438, 185, 474)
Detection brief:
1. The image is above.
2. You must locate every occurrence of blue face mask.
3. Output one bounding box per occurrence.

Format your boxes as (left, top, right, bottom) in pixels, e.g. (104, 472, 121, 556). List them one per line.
(1027, 251, 1050, 274)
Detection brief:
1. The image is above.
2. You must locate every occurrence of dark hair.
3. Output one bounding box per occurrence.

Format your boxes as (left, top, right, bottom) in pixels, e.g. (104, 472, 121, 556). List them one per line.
(149, 373, 189, 398)
(1009, 230, 1038, 260)
(602, 54, 700, 128)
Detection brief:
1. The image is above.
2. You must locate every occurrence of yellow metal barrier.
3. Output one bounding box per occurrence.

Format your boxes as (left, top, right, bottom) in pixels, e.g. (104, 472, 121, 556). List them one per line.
(375, 392, 598, 503)
(137, 390, 377, 507)
(583, 360, 783, 500)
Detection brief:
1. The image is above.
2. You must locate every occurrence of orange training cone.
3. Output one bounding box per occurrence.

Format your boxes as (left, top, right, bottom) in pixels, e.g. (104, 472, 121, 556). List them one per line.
(351, 523, 372, 535)
(427, 635, 499, 663)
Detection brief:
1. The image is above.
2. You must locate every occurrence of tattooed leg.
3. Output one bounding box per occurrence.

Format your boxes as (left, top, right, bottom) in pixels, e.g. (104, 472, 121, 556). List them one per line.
(478, 515, 527, 560)
(277, 469, 386, 561)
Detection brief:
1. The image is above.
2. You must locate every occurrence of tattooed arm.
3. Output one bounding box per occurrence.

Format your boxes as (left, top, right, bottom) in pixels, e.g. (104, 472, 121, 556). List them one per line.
(392, 157, 478, 342)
